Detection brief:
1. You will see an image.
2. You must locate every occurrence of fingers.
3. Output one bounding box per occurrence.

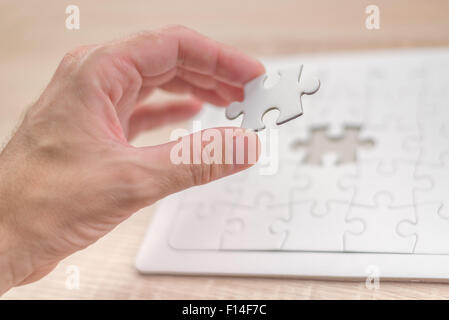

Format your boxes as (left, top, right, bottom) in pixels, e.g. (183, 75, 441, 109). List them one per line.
(109, 25, 265, 87)
(176, 68, 244, 103)
(126, 98, 203, 140)
(159, 78, 230, 106)
(59, 25, 265, 142)
(136, 127, 260, 201)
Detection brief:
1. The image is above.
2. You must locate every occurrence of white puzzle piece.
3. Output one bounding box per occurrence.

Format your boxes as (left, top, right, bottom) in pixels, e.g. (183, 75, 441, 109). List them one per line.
(225, 65, 320, 131)
(167, 179, 242, 250)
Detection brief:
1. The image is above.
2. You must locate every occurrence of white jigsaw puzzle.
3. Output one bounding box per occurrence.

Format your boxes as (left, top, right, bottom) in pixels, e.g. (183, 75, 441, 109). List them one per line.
(136, 48, 449, 281)
(225, 65, 320, 131)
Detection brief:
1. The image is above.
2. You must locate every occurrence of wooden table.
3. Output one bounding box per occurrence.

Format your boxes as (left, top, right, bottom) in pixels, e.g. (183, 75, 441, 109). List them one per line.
(2, 0, 449, 299)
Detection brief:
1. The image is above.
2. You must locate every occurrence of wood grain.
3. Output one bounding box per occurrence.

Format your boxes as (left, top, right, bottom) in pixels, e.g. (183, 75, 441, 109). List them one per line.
(1, 0, 449, 299)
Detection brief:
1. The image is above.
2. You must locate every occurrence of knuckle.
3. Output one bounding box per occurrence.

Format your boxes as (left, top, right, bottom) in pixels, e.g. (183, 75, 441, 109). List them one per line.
(60, 51, 79, 67)
(187, 163, 212, 186)
(85, 46, 142, 94)
(60, 45, 94, 68)
(185, 137, 224, 186)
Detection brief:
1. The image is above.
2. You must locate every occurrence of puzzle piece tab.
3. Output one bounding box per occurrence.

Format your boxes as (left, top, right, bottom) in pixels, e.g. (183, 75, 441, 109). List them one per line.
(225, 65, 320, 131)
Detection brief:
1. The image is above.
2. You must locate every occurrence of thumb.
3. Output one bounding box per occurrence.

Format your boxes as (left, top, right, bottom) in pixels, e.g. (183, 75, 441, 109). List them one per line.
(137, 127, 260, 201)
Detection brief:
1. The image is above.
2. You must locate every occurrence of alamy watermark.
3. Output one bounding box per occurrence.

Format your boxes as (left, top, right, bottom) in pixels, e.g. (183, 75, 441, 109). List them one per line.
(365, 265, 380, 290)
(65, 265, 80, 290)
(65, 5, 80, 30)
(169, 121, 279, 175)
(365, 5, 380, 30)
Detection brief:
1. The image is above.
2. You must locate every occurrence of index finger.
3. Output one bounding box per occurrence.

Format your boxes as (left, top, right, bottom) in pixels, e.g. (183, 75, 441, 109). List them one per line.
(109, 25, 265, 87)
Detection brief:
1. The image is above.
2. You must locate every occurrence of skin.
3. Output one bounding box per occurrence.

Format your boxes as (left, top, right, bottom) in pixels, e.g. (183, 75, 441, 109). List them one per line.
(0, 25, 265, 294)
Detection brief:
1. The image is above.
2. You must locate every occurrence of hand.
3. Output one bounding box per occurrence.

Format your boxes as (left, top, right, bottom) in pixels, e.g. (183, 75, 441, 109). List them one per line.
(0, 25, 264, 293)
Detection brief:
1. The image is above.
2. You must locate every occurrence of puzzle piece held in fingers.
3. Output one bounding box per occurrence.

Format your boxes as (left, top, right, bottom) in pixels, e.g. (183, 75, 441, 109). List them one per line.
(225, 65, 320, 131)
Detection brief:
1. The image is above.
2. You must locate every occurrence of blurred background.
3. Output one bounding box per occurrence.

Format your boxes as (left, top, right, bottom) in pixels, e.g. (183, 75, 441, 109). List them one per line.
(1, 0, 449, 299)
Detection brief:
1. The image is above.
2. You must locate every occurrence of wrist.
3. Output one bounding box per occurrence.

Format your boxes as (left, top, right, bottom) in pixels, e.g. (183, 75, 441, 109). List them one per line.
(0, 224, 16, 294)
(0, 169, 35, 294)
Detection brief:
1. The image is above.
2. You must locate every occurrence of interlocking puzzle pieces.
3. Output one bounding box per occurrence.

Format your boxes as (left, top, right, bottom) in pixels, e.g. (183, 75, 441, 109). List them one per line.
(168, 201, 232, 250)
(225, 65, 320, 131)
(271, 201, 363, 252)
(229, 160, 304, 207)
(221, 155, 360, 252)
(344, 155, 449, 254)
(219, 155, 357, 253)
(401, 153, 449, 254)
(169, 162, 299, 251)
(340, 160, 429, 207)
(345, 194, 416, 253)
(168, 177, 243, 250)
(398, 203, 449, 254)
(221, 193, 289, 250)
(291, 153, 356, 215)
(411, 152, 449, 225)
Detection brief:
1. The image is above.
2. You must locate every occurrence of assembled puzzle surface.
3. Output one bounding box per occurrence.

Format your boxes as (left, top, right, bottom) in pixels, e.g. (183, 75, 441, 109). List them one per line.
(136, 48, 449, 280)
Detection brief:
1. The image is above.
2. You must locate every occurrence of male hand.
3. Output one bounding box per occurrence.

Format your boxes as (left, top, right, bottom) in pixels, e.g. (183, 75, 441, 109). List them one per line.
(0, 25, 264, 293)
